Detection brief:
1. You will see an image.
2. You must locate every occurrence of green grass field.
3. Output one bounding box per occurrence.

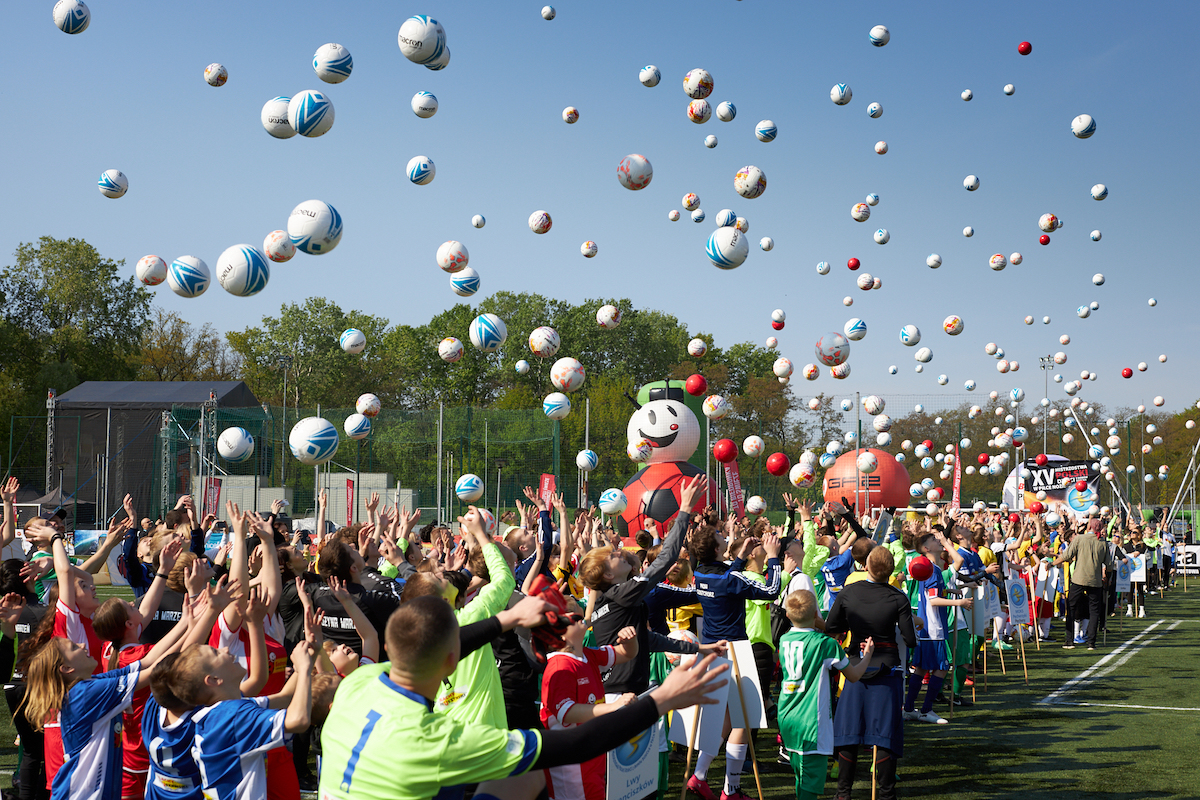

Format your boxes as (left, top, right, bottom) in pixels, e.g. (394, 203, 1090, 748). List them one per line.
(2, 585, 1196, 799)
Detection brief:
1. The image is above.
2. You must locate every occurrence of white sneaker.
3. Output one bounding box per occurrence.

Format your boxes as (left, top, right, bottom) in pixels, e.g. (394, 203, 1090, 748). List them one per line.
(1138, 608, 1146, 618)
(1126, 606, 1133, 617)
(902, 709, 920, 721)
(917, 711, 949, 724)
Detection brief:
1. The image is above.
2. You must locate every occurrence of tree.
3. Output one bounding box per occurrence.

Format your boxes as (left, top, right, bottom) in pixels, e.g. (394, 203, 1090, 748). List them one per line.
(137, 309, 242, 382)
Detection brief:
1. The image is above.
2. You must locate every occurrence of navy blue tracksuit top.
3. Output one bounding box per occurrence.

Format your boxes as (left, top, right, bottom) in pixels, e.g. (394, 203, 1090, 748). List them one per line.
(693, 557, 782, 644)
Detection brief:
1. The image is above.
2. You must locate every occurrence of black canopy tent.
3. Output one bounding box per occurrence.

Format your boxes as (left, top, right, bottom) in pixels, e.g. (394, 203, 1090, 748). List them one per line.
(50, 381, 261, 527)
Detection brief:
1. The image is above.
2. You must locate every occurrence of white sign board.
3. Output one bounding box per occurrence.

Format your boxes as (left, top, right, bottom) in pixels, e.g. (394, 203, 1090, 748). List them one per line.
(1115, 555, 1131, 593)
(1129, 553, 1146, 584)
(606, 725, 658, 800)
(1006, 578, 1030, 627)
(668, 657, 730, 756)
(726, 639, 767, 729)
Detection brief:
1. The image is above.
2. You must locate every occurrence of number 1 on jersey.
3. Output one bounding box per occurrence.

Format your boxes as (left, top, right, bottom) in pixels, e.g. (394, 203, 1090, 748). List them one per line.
(341, 710, 383, 792)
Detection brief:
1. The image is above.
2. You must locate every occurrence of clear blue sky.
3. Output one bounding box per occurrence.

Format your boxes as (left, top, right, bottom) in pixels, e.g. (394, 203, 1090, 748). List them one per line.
(6, 1, 1200, 415)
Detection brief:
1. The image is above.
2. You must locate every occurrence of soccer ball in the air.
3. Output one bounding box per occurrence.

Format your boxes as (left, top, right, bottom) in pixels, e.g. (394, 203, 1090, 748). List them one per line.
(412, 92, 438, 118)
(455, 474, 485, 502)
(288, 90, 335, 137)
(706, 228, 748, 269)
(314, 43, 353, 83)
(470, 314, 508, 353)
(261, 97, 295, 139)
(344, 414, 372, 440)
(407, 156, 436, 185)
(288, 200, 343, 255)
(437, 241, 469, 273)
(136, 256, 167, 286)
(450, 268, 480, 297)
(204, 64, 228, 87)
(217, 427, 254, 463)
(263, 231, 295, 262)
(98, 170, 128, 198)
(167, 256, 210, 298)
(289, 417, 339, 465)
(340, 329, 366, 354)
(215, 245, 270, 297)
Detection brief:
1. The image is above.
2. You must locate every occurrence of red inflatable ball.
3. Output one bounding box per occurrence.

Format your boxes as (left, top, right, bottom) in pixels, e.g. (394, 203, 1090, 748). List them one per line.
(977, 453, 990, 465)
(618, 460, 712, 541)
(1075, 480, 1088, 492)
(822, 448, 912, 509)
(934, 486, 945, 499)
(771, 320, 785, 331)
(1039, 234, 1050, 245)
(1018, 41, 1032, 55)
(685, 374, 708, 396)
(1029, 501, 1045, 514)
(1009, 512, 1021, 524)
(909, 555, 934, 582)
(712, 438, 738, 463)
(1035, 453, 1048, 466)
(847, 257, 861, 271)
(766, 452, 790, 477)
(922, 440, 934, 450)
(1122, 367, 1133, 379)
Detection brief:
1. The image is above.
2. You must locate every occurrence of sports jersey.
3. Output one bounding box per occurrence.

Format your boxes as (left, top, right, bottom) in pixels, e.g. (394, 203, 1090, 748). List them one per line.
(142, 696, 201, 800)
(741, 570, 774, 649)
(191, 696, 284, 800)
(820, 549, 855, 605)
(115, 642, 154, 793)
(435, 543, 515, 727)
(914, 570, 948, 641)
(142, 589, 185, 644)
(50, 662, 141, 800)
(692, 557, 781, 643)
(541, 646, 616, 800)
(319, 663, 541, 800)
(53, 599, 103, 675)
(777, 628, 849, 756)
(306, 582, 398, 656)
(207, 614, 289, 696)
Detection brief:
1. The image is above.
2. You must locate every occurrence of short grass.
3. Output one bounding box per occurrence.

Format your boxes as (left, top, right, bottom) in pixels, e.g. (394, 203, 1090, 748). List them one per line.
(3, 586, 1198, 800)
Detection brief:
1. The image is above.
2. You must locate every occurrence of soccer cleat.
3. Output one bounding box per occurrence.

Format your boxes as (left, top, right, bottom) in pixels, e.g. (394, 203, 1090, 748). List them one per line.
(1126, 605, 1133, 617)
(902, 709, 920, 721)
(720, 790, 752, 800)
(1138, 608, 1146, 618)
(1087, 645, 1096, 651)
(993, 639, 1014, 651)
(1062, 643, 1076, 650)
(918, 711, 949, 724)
(687, 776, 717, 800)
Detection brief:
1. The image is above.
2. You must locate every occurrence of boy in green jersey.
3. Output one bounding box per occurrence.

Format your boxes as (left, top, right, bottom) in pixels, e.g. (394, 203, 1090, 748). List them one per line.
(777, 590, 874, 800)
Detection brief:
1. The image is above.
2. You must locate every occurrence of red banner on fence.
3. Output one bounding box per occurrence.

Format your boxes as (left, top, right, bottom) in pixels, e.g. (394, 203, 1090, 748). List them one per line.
(951, 444, 962, 511)
(723, 462, 745, 519)
(203, 477, 222, 519)
(539, 473, 557, 507)
(346, 479, 354, 526)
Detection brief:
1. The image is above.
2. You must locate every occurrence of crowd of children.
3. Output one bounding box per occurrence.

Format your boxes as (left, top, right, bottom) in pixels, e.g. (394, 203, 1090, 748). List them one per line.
(0, 474, 1184, 800)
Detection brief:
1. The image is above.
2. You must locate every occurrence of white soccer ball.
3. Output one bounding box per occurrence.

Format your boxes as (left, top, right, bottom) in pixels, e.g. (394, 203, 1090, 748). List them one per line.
(215, 245, 270, 297)
(856, 451, 879, 474)
(515, 359, 529, 375)
(734, 165, 766, 199)
(869, 24, 890, 46)
(856, 273, 874, 290)
(472, 214, 486, 228)
(204, 64, 228, 87)
(1071, 114, 1096, 139)
(450, 267, 479, 298)
(356, 393, 381, 417)
(961, 89, 973, 101)
(874, 229, 890, 244)
(915, 347, 933, 363)
(263, 230, 296, 263)
(766, 337, 778, 350)
(550, 357, 586, 393)
(755, 120, 777, 142)
(344, 413, 372, 440)
(397, 15, 447, 65)
(715, 209, 736, 228)
(167, 256, 211, 298)
(438, 337, 464, 363)
(340, 329, 366, 354)
(288, 90, 335, 137)
(455, 474, 485, 502)
(576, 449, 599, 471)
(289, 417, 339, 465)
(831, 84, 852, 105)
(964, 175, 980, 191)
(135, 255, 167, 286)
(743, 436, 765, 458)
(688, 338, 708, 358)
(704, 135, 718, 148)
(260, 97, 295, 139)
(313, 43, 353, 83)
(98, 169, 128, 199)
(867, 102, 883, 118)
(407, 155, 436, 185)
(899, 324, 921, 346)
(53, 0, 90, 34)
(759, 237, 774, 251)
(411, 91, 438, 118)
(716, 101, 736, 121)
(927, 254, 942, 269)
(1091, 230, 1102, 241)
(844, 318, 867, 341)
(1093, 273, 1105, 286)
(529, 326, 561, 358)
(617, 154, 653, 190)
(288, 200, 343, 255)
(543, 392, 571, 420)
(963, 226, 974, 237)
(597, 305, 622, 329)
(1004, 84, 1015, 95)
(816, 261, 831, 275)
(773, 357, 793, 379)
(1091, 184, 1108, 201)
(875, 141, 889, 155)
(470, 314, 508, 353)
(640, 65, 661, 87)
(541, 5, 555, 20)
(598, 488, 627, 515)
(529, 210, 553, 234)
(706, 227, 749, 269)
(217, 427, 255, 463)
(683, 68, 714, 99)
(437, 241, 470, 273)
(692, 209, 706, 223)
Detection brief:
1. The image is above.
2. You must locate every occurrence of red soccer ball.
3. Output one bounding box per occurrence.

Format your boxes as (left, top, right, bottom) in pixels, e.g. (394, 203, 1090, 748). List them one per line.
(847, 257, 861, 271)
(1009, 512, 1021, 524)
(908, 555, 934, 582)
(1018, 41, 1032, 55)
(766, 452, 790, 477)
(713, 438, 738, 463)
(977, 453, 990, 465)
(934, 487, 945, 499)
(1075, 480, 1088, 492)
(771, 320, 785, 330)
(1035, 453, 1048, 466)
(685, 374, 708, 396)
(1039, 234, 1050, 245)
(922, 440, 934, 451)
(1122, 367, 1133, 379)
(1030, 501, 1045, 514)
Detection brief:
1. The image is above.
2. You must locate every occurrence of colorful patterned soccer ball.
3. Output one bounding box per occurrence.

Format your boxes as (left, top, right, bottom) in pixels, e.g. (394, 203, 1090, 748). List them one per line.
(745, 496, 767, 515)
(683, 68, 713, 99)
(562, 106, 579, 124)
(688, 338, 708, 357)
(628, 438, 653, 463)
(734, 166, 766, 199)
(597, 305, 622, 329)
(263, 230, 296, 263)
(204, 64, 228, 87)
(313, 43, 353, 83)
(990, 253, 1008, 271)
(356, 393, 381, 417)
(543, 392, 571, 420)
(470, 314, 508, 353)
(407, 155, 436, 185)
(617, 154, 653, 190)
(217, 427, 254, 463)
(943, 315, 964, 335)
(437, 240, 469, 273)
(682, 193, 700, 211)
(863, 395, 885, 415)
(167, 256, 210, 298)
(815, 332, 850, 366)
(529, 326, 561, 358)
(528, 210, 552, 234)
(135, 255, 167, 286)
(687, 99, 712, 124)
(550, 357, 586, 392)
(288, 200, 343, 255)
(581, 241, 598, 258)
(289, 417, 339, 465)
(288, 90, 335, 137)
(703, 394, 731, 419)
(439, 337, 464, 363)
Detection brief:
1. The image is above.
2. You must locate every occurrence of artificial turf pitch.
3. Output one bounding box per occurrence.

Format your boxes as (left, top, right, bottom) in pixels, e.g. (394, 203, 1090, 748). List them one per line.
(0, 585, 1195, 799)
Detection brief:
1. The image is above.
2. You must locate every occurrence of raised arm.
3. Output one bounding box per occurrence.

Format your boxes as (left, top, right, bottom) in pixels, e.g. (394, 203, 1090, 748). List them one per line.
(315, 488, 327, 543)
(328, 576, 378, 663)
(252, 512, 283, 616)
(239, 587, 270, 697)
(138, 538, 183, 622)
(224, 500, 251, 630)
(0, 478, 18, 549)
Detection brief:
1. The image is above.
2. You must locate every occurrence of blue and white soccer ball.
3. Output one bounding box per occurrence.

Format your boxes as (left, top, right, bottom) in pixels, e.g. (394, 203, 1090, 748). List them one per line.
(964, 175, 980, 191)
(167, 256, 210, 298)
(831, 84, 852, 105)
(706, 228, 748, 270)
(1091, 230, 1102, 241)
(543, 392, 571, 420)
(867, 102, 883, 119)
(398, 15, 447, 65)
(755, 120, 777, 142)
(844, 318, 867, 340)
(1012, 426, 1029, 443)
(874, 229, 890, 244)
(98, 169, 128, 199)
(450, 267, 480, 297)
(217, 427, 254, 463)
(261, 97, 296, 139)
(909, 483, 924, 499)
(472, 214, 486, 228)
(288, 200, 343, 255)
(53, 0, 90, 34)
(289, 417, 339, 465)
(819, 453, 836, 469)
(704, 135, 718, 148)
(691, 209, 705, 223)
(455, 473, 485, 502)
(314, 43, 353, 83)
(598, 488, 627, 515)
(816, 261, 831, 275)
(344, 413, 372, 440)
(287, 90, 335, 137)
(715, 209, 737, 228)
(899, 324, 921, 346)
(869, 24, 890, 46)
(340, 328, 367, 354)
(576, 449, 599, 472)
(965, 379, 976, 391)
(407, 155, 436, 185)
(640, 65, 661, 87)
(760, 237, 773, 251)
(541, 6, 555, 20)
(469, 313, 507, 352)
(411, 91, 438, 118)
(515, 359, 530, 375)
(423, 46, 451, 71)
(215, 245, 270, 297)
(1011, 388, 1026, 403)
(1091, 184, 1108, 201)
(1071, 114, 1096, 139)
(716, 101, 736, 122)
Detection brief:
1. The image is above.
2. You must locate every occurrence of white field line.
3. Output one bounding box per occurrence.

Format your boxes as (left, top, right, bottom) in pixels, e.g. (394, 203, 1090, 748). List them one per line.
(1038, 620, 1166, 705)
(1045, 702, 1200, 712)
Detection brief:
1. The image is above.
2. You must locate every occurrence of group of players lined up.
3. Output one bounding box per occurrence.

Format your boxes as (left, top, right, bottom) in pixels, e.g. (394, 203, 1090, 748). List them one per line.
(0, 472, 1182, 800)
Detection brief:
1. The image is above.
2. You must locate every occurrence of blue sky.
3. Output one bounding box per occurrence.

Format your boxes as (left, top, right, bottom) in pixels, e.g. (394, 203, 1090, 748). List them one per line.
(6, 1, 1200, 414)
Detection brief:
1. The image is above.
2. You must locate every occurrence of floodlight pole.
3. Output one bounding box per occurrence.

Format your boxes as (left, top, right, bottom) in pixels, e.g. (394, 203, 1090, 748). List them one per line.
(1039, 356, 1053, 453)
(275, 353, 293, 487)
